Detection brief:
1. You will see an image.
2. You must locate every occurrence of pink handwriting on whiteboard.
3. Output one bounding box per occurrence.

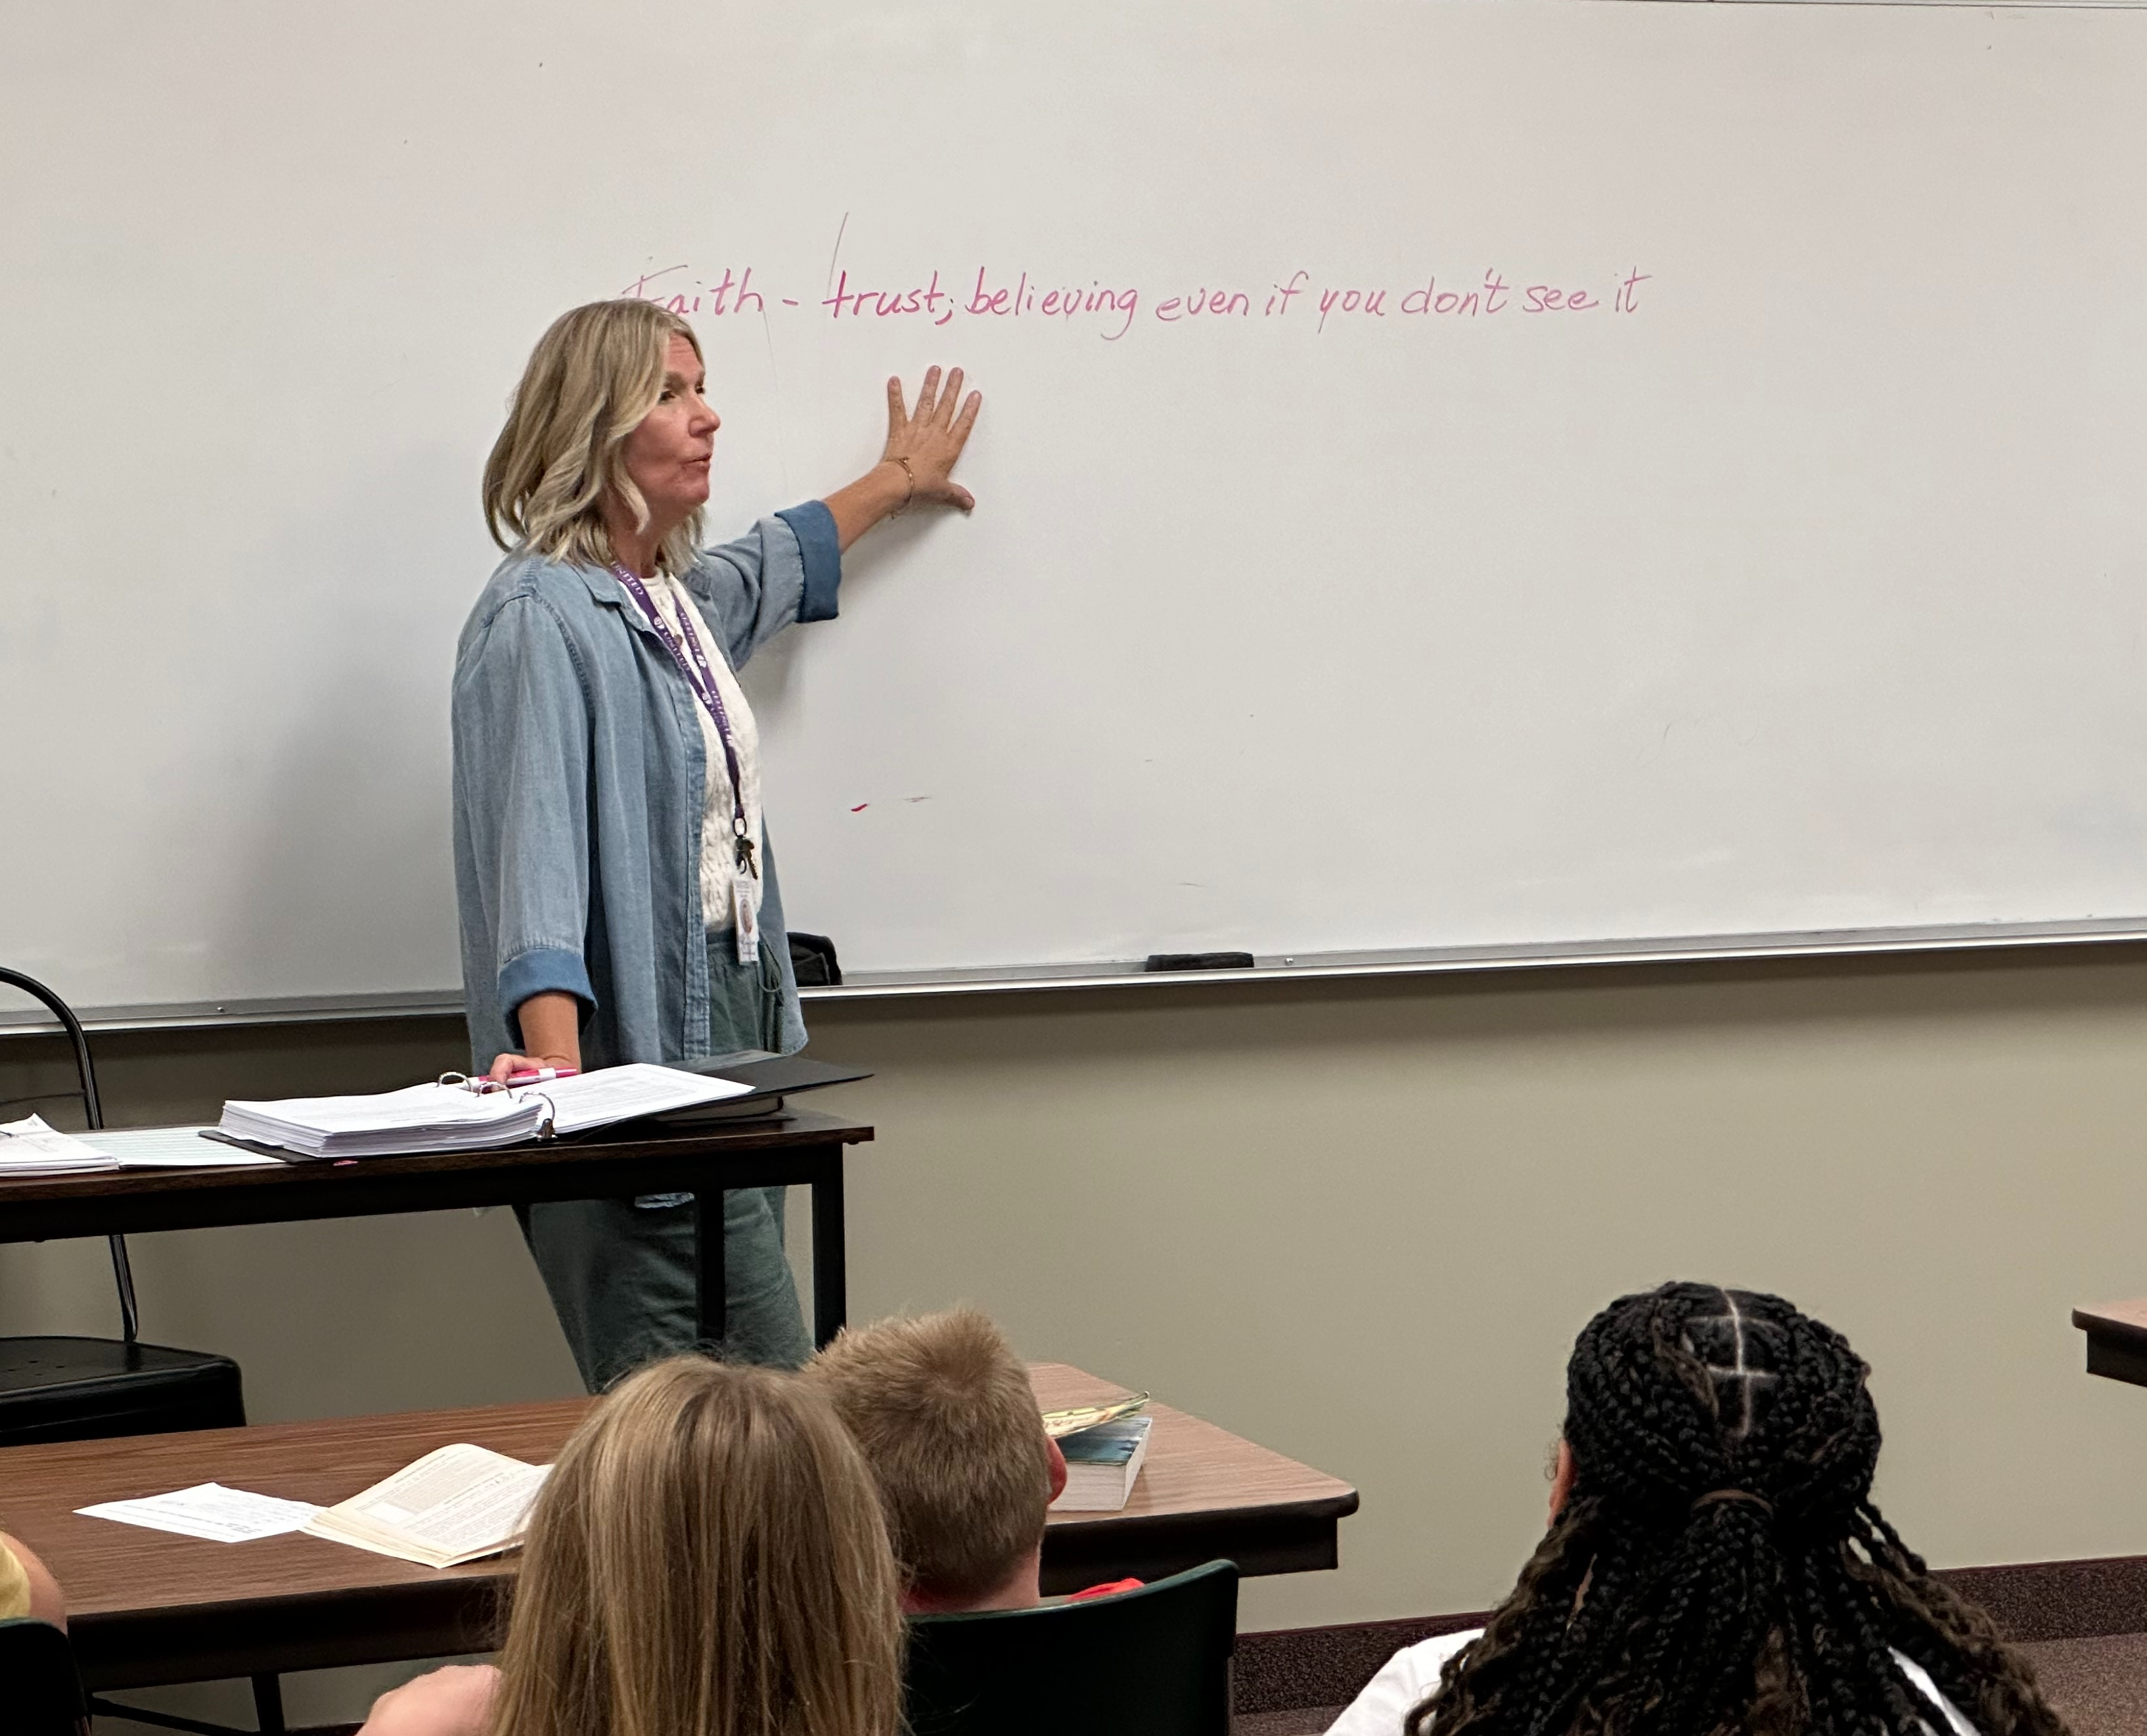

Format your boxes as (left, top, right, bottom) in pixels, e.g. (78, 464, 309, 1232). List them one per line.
(963, 269, 1141, 341)
(622, 261, 1653, 340)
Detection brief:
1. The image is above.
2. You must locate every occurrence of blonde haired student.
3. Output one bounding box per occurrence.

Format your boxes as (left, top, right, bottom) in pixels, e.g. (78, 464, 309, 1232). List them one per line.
(807, 1309, 1142, 1612)
(359, 1357, 904, 1736)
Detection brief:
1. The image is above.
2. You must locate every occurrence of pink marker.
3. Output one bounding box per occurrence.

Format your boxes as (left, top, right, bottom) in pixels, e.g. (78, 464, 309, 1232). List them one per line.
(505, 1066, 579, 1086)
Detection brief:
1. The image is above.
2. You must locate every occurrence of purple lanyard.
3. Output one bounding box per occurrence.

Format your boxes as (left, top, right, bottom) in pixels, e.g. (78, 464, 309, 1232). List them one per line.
(611, 564, 757, 879)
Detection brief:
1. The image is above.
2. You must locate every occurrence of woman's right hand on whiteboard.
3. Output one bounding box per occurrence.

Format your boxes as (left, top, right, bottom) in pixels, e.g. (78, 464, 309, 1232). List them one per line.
(883, 365, 983, 510)
(824, 365, 983, 552)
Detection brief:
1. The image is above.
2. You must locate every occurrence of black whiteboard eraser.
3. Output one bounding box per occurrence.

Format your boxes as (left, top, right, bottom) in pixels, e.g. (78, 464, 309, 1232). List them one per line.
(1144, 951, 1257, 972)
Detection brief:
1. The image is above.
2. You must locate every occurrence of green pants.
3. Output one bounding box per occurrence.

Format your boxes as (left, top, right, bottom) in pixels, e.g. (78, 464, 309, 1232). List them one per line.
(514, 1186, 811, 1392)
(516, 930, 810, 1393)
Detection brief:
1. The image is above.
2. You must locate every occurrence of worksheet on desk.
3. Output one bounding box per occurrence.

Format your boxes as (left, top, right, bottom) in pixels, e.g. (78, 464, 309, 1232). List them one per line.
(84, 1127, 286, 1168)
(78, 1482, 324, 1543)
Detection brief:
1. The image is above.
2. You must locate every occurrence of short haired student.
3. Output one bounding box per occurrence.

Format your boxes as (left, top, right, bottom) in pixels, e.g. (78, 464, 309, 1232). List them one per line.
(455, 300, 982, 1386)
(806, 1308, 1074, 1613)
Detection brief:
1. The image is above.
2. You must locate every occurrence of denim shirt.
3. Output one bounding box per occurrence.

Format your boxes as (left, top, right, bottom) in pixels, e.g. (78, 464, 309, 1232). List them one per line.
(451, 504, 840, 1072)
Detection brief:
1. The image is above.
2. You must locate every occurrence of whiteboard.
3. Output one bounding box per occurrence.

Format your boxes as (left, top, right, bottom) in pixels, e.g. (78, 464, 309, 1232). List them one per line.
(5, 0, 2147, 1020)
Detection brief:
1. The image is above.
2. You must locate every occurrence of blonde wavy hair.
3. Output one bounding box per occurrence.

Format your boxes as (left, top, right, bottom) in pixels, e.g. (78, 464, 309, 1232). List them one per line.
(482, 299, 706, 576)
(487, 1357, 905, 1736)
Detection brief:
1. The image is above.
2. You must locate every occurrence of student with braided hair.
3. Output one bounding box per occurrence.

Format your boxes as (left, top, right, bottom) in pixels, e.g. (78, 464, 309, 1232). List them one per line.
(1329, 1282, 2071, 1736)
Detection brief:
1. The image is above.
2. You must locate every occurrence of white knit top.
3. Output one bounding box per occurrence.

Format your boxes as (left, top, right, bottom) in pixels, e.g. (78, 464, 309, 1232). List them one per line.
(644, 571, 765, 956)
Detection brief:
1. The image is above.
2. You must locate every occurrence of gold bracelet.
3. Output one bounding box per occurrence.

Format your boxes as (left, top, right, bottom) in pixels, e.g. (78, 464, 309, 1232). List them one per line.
(888, 455, 916, 513)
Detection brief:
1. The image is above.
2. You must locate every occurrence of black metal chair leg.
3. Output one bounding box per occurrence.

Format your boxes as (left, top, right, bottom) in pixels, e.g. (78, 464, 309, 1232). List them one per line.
(108, 1234, 141, 1346)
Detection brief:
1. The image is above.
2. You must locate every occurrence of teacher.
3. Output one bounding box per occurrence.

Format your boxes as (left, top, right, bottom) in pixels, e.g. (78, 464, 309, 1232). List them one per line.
(453, 299, 981, 1391)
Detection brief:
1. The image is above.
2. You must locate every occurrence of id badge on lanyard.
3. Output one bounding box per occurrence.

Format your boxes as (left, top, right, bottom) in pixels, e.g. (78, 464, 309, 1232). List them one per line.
(612, 566, 761, 962)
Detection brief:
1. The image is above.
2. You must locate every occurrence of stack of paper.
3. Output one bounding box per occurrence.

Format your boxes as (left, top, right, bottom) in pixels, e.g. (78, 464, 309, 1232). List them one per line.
(217, 1064, 752, 1159)
(0, 1114, 118, 1176)
(219, 1083, 549, 1158)
(536, 1063, 751, 1134)
(302, 1443, 550, 1568)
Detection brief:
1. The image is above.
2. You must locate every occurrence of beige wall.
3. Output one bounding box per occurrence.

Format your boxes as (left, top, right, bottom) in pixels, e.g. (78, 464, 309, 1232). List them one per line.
(8, 947, 2147, 1715)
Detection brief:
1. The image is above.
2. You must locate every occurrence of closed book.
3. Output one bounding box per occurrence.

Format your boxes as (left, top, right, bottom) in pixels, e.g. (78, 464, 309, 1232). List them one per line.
(1049, 1414, 1153, 1512)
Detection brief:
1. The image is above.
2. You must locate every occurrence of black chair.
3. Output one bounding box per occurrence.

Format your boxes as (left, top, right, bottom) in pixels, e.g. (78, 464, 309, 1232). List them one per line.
(905, 1560, 1238, 1736)
(0, 968, 244, 1446)
(0, 1615, 90, 1736)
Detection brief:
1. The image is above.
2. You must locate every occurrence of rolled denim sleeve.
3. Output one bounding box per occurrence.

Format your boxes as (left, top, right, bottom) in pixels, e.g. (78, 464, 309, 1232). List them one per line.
(682, 502, 842, 670)
(777, 501, 842, 622)
(451, 595, 598, 1050)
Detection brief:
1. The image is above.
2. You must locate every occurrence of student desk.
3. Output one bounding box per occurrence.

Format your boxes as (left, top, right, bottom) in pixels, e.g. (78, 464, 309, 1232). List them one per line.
(2072, 1298, 2147, 1386)
(3, 1363, 1359, 1693)
(0, 1109, 872, 1348)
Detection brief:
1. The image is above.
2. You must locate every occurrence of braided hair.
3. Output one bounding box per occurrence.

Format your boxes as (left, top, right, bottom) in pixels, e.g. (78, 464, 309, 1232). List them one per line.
(1409, 1283, 2069, 1736)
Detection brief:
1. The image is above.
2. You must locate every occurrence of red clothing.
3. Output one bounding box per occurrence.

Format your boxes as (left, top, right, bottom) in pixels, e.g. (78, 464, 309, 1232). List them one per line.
(1068, 1577, 1143, 1601)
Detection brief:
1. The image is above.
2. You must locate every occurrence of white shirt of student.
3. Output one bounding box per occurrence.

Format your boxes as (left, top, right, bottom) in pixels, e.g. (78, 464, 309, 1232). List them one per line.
(1325, 1628, 1979, 1736)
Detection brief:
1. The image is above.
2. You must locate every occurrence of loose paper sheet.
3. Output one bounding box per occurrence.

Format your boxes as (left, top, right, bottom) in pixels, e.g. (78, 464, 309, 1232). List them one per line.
(87, 1126, 286, 1168)
(1041, 1393, 1150, 1439)
(78, 1482, 324, 1542)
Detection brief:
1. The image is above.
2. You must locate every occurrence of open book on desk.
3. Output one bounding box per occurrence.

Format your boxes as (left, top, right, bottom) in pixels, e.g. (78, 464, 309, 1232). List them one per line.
(219, 1063, 753, 1159)
(303, 1443, 549, 1568)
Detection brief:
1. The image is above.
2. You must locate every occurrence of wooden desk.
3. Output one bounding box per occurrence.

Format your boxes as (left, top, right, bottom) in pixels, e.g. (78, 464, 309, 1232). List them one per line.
(2073, 1298, 2147, 1386)
(1031, 1363, 1357, 1593)
(3, 1363, 1357, 1691)
(0, 1110, 872, 1348)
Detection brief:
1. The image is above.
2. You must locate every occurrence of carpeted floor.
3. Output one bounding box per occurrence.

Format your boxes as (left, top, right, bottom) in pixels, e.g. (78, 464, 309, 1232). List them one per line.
(1236, 1710, 1339, 1735)
(2018, 1632, 2147, 1736)
(1231, 1632, 2147, 1735)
